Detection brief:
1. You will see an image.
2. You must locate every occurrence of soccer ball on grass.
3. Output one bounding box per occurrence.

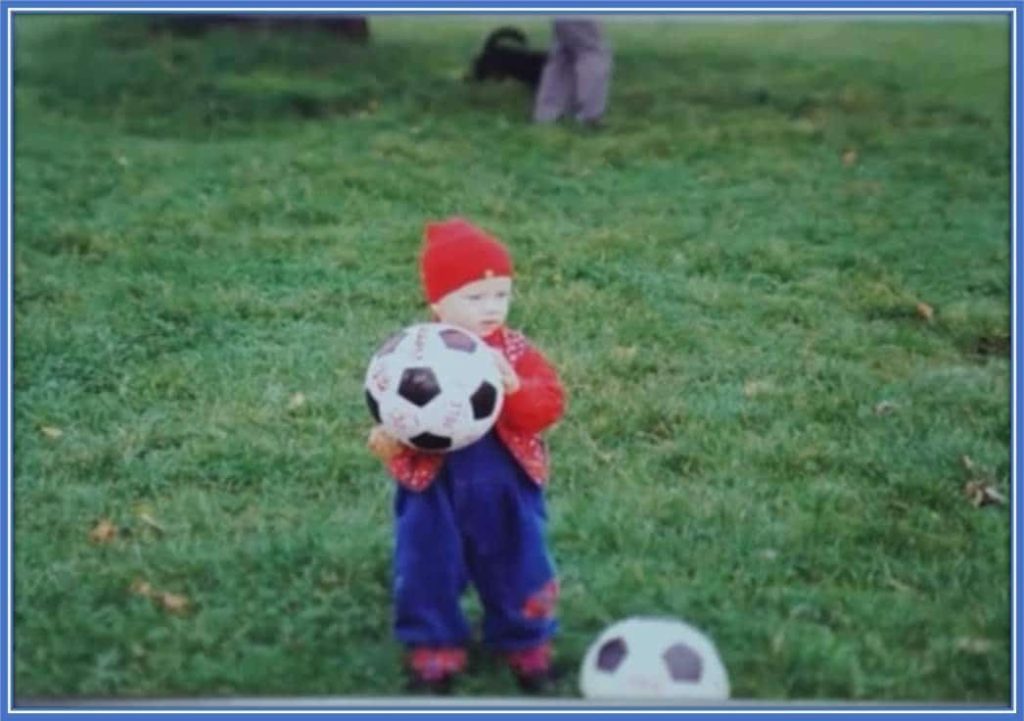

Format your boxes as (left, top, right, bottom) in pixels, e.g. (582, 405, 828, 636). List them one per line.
(579, 617, 730, 701)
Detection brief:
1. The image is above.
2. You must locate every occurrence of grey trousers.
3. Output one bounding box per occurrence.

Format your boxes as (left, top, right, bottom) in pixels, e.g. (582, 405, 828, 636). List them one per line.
(533, 20, 612, 124)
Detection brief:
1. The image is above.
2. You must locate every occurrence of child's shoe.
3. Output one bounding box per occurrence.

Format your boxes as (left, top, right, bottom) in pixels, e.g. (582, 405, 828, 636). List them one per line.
(505, 642, 561, 695)
(405, 672, 456, 695)
(404, 646, 467, 695)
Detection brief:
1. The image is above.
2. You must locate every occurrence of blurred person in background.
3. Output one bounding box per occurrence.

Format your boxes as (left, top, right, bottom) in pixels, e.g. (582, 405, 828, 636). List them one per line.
(533, 19, 612, 127)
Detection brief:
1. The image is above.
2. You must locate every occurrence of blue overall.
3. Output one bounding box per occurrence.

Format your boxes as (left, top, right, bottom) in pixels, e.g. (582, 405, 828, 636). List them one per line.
(393, 430, 557, 651)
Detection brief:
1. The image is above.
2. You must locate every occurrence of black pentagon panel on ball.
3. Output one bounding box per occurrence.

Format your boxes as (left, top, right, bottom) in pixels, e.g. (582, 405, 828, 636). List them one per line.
(398, 367, 441, 407)
(365, 390, 381, 423)
(409, 432, 452, 451)
(439, 328, 476, 353)
(662, 643, 703, 682)
(375, 330, 406, 357)
(470, 381, 498, 420)
(596, 637, 627, 673)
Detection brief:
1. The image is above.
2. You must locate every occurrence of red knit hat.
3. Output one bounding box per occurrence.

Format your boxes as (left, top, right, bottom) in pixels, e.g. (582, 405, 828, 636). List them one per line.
(420, 218, 513, 303)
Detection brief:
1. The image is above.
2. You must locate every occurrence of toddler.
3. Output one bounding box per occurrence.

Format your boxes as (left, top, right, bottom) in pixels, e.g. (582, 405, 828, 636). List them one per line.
(368, 218, 566, 694)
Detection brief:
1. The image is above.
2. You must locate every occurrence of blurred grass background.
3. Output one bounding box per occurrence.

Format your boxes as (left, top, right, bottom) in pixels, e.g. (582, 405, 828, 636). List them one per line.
(12, 14, 1011, 701)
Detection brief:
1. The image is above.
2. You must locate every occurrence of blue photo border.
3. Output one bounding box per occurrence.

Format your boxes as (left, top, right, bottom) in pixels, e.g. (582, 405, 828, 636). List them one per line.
(0, 2, 1019, 719)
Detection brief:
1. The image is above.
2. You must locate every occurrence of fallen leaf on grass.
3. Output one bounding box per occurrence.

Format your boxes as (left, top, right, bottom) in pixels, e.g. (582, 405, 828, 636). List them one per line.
(40, 426, 63, 440)
(955, 637, 994, 654)
(88, 519, 118, 544)
(136, 511, 166, 534)
(915, 302, 935, 322)
(130, 579, 154, 597)
(885, 576, 913, 593)
(743, 379, 775, 398)
(963, 481, 1006, 507)
(159, 592, 190, 615)
(873, 400, 897, 416)
(842, 149, 858, 167)
(287, 392, 307, 410)
(771, 630, 786, 654)
(961, 455, 1006, 506)
(129, 579, 191, 615)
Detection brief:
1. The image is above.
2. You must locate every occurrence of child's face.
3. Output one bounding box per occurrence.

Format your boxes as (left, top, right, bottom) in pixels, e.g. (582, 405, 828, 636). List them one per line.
(432, 276, 512, 337)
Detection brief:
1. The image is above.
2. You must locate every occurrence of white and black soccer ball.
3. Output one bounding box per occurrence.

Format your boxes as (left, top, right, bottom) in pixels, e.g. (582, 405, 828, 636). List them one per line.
(364, 322, 504, 452)
(579, 617, 731, 701)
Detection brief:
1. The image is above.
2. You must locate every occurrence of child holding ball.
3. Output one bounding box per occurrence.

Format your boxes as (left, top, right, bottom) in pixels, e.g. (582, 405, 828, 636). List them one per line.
(367, 218, 566, 694)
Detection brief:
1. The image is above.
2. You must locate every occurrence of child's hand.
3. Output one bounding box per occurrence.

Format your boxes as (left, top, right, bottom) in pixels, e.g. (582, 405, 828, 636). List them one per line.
(367, 425, 405, 462)
(491, 349, 521, 394)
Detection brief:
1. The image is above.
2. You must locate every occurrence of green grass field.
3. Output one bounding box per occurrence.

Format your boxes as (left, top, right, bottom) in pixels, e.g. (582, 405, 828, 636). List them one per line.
(12, 14, 1011, 702)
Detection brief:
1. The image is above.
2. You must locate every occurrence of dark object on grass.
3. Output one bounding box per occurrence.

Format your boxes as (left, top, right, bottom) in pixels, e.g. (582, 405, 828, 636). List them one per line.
(973, 333, 1010, 357)
(404, 672, 455, 695)
(469, 27, 547, 90)
(514, 663, 564, 695)
(149, 14, 370, 42)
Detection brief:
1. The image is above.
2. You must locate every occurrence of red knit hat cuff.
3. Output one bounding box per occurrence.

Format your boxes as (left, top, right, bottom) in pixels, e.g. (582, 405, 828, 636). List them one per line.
(420, 218, 513, 303)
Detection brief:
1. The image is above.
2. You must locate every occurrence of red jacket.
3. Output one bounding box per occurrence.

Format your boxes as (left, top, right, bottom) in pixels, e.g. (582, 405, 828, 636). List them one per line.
(387, 327, 565, 492)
